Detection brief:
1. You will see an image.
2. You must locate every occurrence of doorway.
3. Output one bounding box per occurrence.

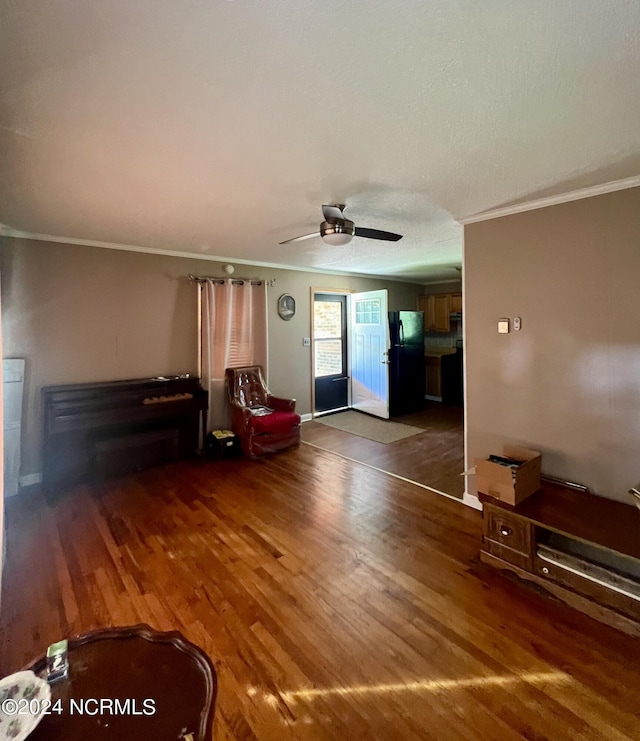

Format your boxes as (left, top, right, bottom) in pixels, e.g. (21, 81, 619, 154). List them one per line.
(305, 287, 464, 500)
(349, 289, 390, 419)
(313, 293, 349, 414)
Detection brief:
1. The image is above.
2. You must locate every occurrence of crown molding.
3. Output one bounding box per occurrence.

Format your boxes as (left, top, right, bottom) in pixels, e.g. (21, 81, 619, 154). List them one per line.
(458, 175, 640, 225)
(421, 277, 463, 286)
(0, 226, 424, 285)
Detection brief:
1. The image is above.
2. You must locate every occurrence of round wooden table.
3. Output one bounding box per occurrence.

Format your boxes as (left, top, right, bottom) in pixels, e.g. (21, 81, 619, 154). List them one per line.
(24, 624, 217, 740)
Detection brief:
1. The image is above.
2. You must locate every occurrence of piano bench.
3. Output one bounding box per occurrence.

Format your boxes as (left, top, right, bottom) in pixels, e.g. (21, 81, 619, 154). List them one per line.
(93, 428, 180, 479)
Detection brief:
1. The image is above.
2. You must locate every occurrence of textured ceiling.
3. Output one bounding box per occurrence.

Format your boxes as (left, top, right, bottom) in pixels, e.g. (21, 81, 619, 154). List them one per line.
(0, 1, 639, 282)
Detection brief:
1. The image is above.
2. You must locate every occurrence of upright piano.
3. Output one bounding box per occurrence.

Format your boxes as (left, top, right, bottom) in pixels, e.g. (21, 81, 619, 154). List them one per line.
(43, 376, 208, 491)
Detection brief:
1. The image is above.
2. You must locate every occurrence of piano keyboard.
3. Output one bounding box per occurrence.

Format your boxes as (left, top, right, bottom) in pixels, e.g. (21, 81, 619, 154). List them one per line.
(143, 393, 194, 405)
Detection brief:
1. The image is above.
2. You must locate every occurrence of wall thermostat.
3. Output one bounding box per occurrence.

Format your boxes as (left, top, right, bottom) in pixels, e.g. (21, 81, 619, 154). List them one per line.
(498, 318, 510, 334)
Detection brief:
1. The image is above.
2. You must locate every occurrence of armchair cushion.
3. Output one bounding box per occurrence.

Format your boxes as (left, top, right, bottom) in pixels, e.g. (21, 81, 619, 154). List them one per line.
(249, 410, 301, 435)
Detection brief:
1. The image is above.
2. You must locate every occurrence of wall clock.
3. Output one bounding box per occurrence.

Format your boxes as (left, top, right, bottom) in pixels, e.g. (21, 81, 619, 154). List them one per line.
(277, 294, 296, 320)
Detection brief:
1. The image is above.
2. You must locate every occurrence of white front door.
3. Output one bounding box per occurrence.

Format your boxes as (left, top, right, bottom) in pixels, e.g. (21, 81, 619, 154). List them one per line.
(349, 289, 390, 419)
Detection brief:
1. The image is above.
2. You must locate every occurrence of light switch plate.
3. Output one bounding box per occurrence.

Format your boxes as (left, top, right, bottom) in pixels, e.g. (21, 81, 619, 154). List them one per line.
(498, 318, 510, 334)
(514, 316, 521, 331)
(303, 337, 311, 347)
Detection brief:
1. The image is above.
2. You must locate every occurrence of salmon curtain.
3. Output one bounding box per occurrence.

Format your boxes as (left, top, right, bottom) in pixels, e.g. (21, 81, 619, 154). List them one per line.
(201, 279, 268, 431)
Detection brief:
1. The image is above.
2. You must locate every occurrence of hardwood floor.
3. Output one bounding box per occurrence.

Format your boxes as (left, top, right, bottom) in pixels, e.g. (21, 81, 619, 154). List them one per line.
(2, 446, 640, 740)
(302, 402, 465, 498)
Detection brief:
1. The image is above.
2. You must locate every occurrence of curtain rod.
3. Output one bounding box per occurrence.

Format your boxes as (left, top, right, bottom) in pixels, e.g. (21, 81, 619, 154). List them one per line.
(188, 274, 275, 287)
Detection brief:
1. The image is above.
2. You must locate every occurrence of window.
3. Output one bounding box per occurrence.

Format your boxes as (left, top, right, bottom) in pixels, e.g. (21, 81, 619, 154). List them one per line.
(355, 298, 381, 324)
(314, 300, 344, 377)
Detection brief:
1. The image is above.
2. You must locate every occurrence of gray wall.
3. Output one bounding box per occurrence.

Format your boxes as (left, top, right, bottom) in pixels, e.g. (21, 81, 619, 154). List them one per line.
(464, 186, 640, 503)
(1, 237, 422, 477)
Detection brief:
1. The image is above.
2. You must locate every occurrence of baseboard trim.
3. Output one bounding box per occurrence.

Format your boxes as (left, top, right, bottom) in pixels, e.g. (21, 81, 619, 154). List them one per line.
(19, 473, 42, 487)
(463, 491, 483, 510)
(300, 413, 313, 423)
(311, 407, 350, 419)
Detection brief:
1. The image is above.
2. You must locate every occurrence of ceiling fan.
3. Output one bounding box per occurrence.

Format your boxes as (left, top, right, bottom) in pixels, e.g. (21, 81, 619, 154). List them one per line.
(279, 204, 403, 246)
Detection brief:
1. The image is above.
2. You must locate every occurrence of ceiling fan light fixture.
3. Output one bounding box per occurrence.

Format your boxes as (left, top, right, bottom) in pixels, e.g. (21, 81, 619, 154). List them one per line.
(320, 220, 354, 246)
(280, 205, 403, 245)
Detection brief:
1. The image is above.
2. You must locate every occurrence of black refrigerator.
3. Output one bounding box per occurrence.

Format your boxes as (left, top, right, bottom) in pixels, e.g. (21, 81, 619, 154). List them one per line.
(388, 311, 425, 416)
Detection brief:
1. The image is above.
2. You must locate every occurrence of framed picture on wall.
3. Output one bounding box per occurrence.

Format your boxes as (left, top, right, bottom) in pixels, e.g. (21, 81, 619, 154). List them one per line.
(277, 294, 296, 320)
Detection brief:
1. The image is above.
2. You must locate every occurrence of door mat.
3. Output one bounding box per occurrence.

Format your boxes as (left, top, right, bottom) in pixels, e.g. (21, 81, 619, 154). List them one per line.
(315, 410, 424, 444)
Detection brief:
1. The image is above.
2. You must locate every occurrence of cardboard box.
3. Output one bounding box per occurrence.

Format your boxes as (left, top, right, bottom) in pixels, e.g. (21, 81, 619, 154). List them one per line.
(475, 445, 541, 506)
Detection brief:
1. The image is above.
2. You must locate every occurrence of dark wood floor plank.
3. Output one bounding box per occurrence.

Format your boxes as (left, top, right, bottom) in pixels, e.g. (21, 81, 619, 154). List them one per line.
(2, 445, 640, 740)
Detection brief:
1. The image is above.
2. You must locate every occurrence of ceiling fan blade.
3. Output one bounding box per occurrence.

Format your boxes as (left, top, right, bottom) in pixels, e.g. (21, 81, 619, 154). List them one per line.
(322, 204, 345, 221)
(354, 227, 403, 242)
(279, 232, 320, 245)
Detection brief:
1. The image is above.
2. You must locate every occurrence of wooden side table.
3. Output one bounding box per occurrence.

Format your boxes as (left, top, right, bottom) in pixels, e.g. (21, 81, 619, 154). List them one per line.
(24, 625, 217, 740)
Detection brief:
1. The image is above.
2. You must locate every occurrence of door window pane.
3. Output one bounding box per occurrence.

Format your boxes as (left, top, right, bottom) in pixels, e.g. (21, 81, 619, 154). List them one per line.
(355, 298, 381, 324)
(315, 339, 343, 377)
(314, 301, 343, 339)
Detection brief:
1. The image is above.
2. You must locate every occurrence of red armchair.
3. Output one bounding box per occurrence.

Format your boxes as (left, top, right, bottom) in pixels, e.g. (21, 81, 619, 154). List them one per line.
(225, 366, 301, 458)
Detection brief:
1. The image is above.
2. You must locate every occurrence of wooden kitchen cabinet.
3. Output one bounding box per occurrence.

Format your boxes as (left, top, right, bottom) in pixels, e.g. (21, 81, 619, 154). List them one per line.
(433, 295, 451, 332)
(417, 292, 460, 332)
(417, 295, 436, 331)
(425, 356, 442, 398)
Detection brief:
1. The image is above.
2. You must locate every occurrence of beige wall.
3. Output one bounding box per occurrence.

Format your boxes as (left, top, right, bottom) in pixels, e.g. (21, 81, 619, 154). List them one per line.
(422, 280, 462, 295)
(0, 237, 422, 478)
(464, 186, 640, 503)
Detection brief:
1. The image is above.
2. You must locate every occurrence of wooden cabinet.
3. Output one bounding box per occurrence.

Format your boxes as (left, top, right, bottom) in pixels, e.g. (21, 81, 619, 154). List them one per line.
(433, 295, 451, 332)
(425, 357, 442, 398)
(485, 508, 533, 554)
(417, 292, 461, 332)
(483, 507, 533, 570)
(417, 295, 435, 331)
(424, 349, 457, 400)
(480, 483, 640, 637)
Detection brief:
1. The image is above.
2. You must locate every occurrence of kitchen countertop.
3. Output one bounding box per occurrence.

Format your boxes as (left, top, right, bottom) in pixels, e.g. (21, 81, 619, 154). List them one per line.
(424, 347, 457, 358)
